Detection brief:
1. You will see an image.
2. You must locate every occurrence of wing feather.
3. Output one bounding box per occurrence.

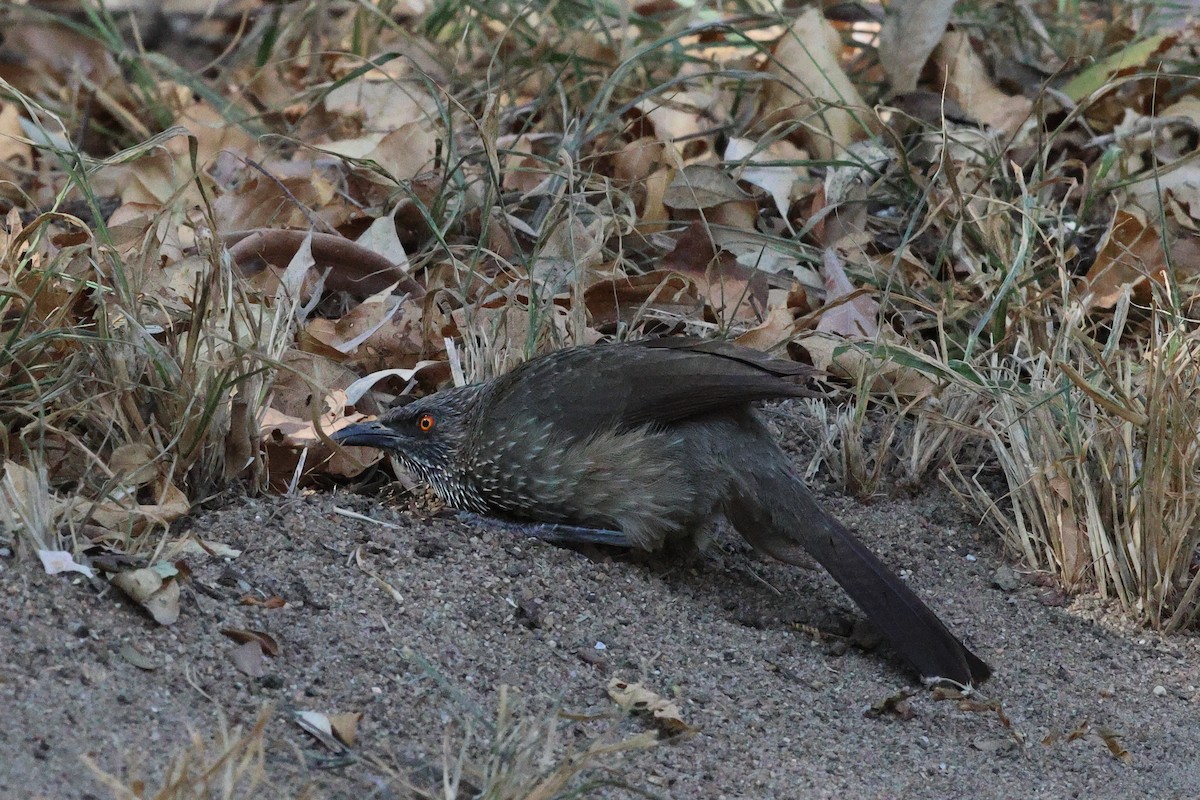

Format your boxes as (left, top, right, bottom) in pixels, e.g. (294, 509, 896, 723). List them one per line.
(481, 337, 819, 442)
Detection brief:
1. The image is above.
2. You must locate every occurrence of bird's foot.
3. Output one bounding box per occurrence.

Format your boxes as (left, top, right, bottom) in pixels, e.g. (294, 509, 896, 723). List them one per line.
(453, 512, 632, 547)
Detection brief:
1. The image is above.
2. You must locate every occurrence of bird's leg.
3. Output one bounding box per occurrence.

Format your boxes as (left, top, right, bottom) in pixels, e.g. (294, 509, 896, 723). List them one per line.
(453, 512, 633, 547)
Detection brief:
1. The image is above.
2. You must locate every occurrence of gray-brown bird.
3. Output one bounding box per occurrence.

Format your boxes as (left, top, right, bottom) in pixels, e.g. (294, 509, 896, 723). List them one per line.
(332, 337, 991, 686)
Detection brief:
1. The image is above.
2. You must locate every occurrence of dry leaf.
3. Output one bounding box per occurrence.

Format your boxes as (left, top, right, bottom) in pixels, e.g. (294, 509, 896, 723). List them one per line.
(221, 628, 281, 657)
(294, 710, 350, 754)
(761, 8, 876, 160)
(329, 712, 363, 747)
(38, 550, 95, 579)
(109, 442, 158, 488)
(932, 33, 1033, 135)
(878, 0, 956, 92)
(607, 677, 696, 737)
(724, 137, 808, 218)
(1080, 209, 1167, 310)
(864, 689, 917, 720)
(663, 164, 750, 210)
(111, 564, 182, 625)
(229, 640, 267, 677)
(815, 249, 879, 338)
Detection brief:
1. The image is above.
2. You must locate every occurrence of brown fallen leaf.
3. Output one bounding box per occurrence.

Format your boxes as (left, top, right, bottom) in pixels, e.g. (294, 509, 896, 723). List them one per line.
(239, 595, 287, 609)
(229, 640, 267, 678)
(864, 689, 917, 720)
(1079, 209, 1167, 311)
(225, 229, 425, 299)
(760, 7, 877, 161)
(329, 712, 363, 747)
(221, 628, 281, 658)
(1096, 725, 1133, 765)
(956, 696, 1013, 729)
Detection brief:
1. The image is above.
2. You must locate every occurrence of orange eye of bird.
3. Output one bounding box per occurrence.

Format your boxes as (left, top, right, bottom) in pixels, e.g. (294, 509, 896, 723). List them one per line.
(418, 414, 435, 432)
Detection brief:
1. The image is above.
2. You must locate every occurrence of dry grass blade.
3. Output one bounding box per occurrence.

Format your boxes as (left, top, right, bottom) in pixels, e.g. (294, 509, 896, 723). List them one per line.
(0, 458, 58, 553)
(941, 303, 1200, 629)
(82, 706, 271, 800)
(473, 686, 659, 800)
(390, 652, 662, 799)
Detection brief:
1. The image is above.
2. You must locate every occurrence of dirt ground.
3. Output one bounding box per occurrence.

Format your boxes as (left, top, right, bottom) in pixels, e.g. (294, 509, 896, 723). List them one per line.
(4, 404, 1199, 799)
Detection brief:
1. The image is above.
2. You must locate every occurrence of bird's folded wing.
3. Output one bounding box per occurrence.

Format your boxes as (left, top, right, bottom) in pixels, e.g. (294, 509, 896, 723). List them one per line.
(484, 337, 820, 441)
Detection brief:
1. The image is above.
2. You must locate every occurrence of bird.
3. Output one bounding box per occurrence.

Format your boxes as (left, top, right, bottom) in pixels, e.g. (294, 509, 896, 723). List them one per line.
(331, 336, 991, 687)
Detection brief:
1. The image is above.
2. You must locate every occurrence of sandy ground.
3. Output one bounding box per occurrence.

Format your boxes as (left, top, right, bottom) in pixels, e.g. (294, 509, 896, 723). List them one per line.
(4, 405, 1199, 799)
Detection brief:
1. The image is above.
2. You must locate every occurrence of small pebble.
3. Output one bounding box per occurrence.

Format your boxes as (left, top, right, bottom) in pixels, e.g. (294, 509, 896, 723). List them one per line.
(1153, 685, 1167, 697)
(992, 566, 1021, 592)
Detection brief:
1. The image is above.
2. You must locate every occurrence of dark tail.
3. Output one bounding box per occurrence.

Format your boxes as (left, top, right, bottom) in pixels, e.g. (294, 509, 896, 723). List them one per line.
(725, 461, 991, 687)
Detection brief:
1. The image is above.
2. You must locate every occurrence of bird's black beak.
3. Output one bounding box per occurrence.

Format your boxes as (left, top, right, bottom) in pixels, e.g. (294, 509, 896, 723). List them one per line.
(330, 421, 399, 450)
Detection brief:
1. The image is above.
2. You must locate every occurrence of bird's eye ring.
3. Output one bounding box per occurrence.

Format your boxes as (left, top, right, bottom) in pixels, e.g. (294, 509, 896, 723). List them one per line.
(418, 414, 435, 432)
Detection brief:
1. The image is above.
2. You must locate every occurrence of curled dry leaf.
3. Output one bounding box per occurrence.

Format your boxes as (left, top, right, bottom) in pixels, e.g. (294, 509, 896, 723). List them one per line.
(584, 271, 703, 330)
(225, 229, 425, 299)
(607, 677, 696, 737)
(1096, 725, 1133, 765)
(221, 628, 281, 657)
(1042, 719, 1131, 764)
(864, 689, 917, 720)
(110, 564, 181, 625)
(328, 712, 363, 747)
(878, 0, 956, 92)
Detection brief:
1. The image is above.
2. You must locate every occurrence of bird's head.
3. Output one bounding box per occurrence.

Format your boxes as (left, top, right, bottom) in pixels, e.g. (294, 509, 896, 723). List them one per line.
(330, 386, 479, 483)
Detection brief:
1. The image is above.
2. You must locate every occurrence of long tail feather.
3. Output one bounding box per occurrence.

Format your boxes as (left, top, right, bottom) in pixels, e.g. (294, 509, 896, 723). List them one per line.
(726, 462, 991, 686)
